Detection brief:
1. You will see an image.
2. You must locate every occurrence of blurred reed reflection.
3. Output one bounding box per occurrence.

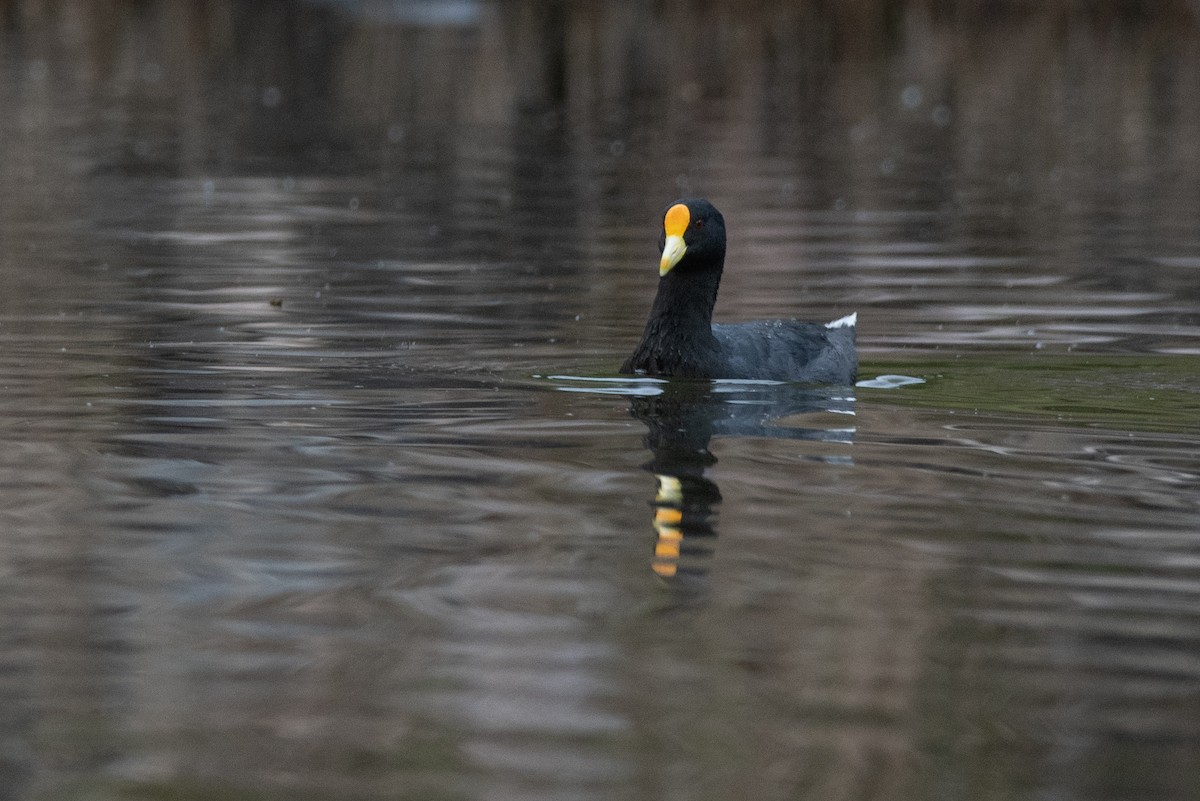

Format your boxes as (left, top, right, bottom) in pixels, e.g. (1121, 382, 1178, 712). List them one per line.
(627, 381, 855, 582)
(4, 0, 1200, 364)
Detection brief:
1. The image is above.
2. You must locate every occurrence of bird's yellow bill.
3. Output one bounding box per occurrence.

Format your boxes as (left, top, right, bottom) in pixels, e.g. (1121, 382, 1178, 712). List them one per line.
(660, 203, 690, 276)
(659, 235, 686, 276)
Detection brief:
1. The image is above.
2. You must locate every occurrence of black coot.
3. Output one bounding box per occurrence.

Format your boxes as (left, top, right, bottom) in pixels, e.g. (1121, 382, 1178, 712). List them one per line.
(621, 198, 857, 384)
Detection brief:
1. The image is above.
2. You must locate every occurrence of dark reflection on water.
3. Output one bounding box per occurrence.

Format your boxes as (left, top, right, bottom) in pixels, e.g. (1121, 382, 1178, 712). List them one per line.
(621, 380, 855, 581)
(2, 2, 1200, 800)
(555, 377, 858, 583)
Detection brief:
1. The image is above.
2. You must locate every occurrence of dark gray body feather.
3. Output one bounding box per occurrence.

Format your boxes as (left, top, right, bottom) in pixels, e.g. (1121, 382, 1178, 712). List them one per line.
(713, 319, 857, 383)
(622, 318, 857, 384)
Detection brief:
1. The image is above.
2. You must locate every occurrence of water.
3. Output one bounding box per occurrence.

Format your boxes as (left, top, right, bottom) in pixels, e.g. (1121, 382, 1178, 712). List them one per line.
(2, 2, 1199, 799)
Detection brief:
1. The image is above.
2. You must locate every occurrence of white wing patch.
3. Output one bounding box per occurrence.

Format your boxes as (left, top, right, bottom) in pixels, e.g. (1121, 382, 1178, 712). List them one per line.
(825, 312, 857, 329)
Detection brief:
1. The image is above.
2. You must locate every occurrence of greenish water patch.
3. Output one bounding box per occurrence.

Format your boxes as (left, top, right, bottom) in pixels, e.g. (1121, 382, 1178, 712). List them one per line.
(857, 353, 1200, 433)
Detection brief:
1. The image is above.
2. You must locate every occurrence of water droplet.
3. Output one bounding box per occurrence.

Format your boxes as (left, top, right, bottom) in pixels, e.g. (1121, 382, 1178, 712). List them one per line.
(609, 139, 625, 157)
(900, 84, 923, 109)
(142, 63, 163, 84)
(880, 158, 896, 175)
(349, 197, 360, 211)
(262, 86, 282, 108)
(387, 124, 405, 144)
(931, 104, 952, 127)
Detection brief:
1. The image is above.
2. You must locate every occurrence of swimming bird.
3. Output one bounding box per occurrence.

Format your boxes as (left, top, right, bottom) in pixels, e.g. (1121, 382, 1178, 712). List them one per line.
(620, 198, 857, 383)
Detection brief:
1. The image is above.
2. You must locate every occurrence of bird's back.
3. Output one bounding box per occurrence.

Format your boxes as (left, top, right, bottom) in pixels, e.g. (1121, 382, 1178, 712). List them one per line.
(712, 316, 857, 384)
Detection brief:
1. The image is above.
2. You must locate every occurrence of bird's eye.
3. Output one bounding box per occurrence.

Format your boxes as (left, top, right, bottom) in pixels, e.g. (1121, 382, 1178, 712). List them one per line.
(694, 219, 704, 229)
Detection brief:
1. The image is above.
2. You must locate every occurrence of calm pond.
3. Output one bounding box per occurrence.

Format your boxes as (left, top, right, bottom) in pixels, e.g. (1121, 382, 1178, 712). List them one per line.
(1, 2, 1199, 800)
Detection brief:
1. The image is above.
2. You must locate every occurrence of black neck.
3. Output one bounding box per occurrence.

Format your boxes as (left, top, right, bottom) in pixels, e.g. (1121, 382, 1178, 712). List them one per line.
(645, 269, 720, 339)
(623, 266, 725, 377)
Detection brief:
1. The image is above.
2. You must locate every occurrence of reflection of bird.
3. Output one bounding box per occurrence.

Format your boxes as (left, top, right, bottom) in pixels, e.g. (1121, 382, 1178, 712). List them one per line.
(621, 198, 857, 383)
(631, 386, 722, 582)
(650, 474, 717, 580)
(627, 381, 854, 583)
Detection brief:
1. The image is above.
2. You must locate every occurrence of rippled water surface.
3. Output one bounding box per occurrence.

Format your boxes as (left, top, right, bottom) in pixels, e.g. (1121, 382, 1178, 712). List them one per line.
(2, 3, 1200, 800)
